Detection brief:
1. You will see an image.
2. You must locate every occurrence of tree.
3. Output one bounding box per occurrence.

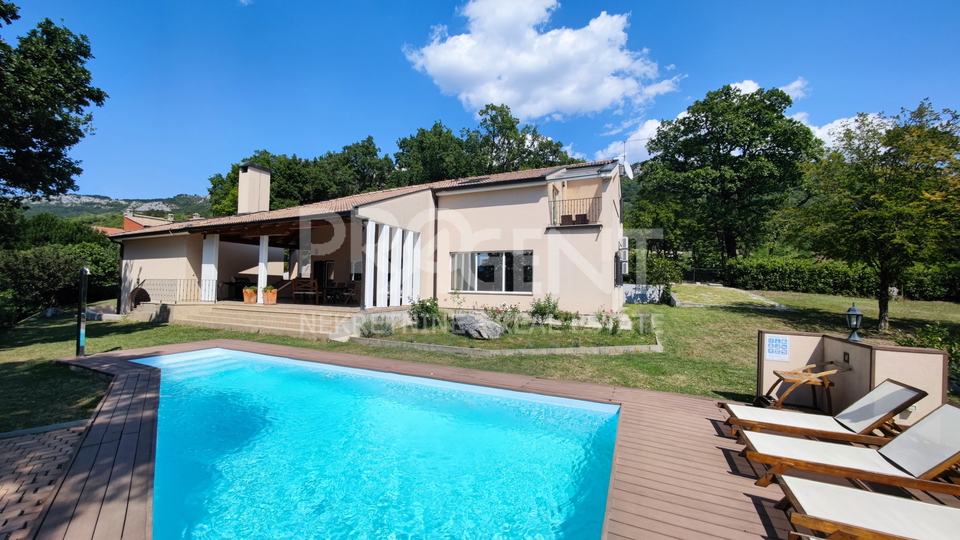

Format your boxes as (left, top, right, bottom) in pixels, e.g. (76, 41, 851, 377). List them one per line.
(462, 104, 579, 174)
(0, 2, 107, 200)
(394, 121, 472, 185)
(639, 86, 818, 264)
(791, 102, 960, 331)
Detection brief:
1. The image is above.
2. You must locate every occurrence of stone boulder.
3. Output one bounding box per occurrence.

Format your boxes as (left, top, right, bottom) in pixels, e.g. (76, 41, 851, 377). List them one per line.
(451, 313, 504, 340)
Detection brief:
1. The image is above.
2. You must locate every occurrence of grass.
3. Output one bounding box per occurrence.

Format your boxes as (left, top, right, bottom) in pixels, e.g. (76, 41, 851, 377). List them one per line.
(2, 291, 957, 431)
(378, 324, 657, 349)
(673, 284, 774, 307)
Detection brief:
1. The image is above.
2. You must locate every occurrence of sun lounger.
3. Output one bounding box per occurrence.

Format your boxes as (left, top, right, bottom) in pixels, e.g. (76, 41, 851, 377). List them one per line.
(778, 475, 958, 540)
(741, 403, 960, 495)
(720, 379, 927, 444)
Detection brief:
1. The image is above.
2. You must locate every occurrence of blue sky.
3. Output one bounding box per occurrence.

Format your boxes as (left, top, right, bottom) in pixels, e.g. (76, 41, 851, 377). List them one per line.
(15, 0, 960, 199)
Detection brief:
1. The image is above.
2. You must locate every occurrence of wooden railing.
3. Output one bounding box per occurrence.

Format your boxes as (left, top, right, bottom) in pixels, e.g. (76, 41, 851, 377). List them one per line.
(135, 279, 218, 303)
(550, 196, 601, 226)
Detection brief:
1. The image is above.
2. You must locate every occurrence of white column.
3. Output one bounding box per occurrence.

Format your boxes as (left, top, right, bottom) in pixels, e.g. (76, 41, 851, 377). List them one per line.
(389, 227, 402, 306)
(401, 230, 414, 304)
(299, 220, 312, 278)
(376, 224, 389, 307)
(412, 232, 422, 301)
(200, 234, 219, 301)
(363, 221, 376, 309)
(257, 235, 269, 303)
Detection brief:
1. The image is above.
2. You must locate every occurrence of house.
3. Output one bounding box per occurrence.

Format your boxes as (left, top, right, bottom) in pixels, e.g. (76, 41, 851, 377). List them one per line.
(111, 160, 626, 317)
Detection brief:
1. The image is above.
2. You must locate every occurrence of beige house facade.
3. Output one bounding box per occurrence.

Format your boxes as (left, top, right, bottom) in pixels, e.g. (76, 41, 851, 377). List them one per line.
(113, 160, 626, 315)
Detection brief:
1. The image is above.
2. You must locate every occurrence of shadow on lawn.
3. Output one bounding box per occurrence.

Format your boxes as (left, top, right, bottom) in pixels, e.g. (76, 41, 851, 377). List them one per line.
(0, 317, 168, 351)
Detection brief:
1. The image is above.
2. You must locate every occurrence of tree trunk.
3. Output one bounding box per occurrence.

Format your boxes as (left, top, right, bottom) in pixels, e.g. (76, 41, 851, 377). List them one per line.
(723, 230, 738, 261)
(877, 267, 891, 333)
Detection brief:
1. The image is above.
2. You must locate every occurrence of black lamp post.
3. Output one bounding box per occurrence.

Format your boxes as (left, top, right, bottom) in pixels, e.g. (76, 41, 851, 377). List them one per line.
(844, 303, 863, 342)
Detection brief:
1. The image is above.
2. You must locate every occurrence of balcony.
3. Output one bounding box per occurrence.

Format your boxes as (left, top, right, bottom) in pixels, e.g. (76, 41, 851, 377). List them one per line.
(549, 196, 601, 226)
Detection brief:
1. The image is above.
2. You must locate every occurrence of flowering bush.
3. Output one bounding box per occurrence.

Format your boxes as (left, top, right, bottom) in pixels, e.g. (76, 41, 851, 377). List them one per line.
(554, 310, 580, 331)
(593, 308, 621, 335)
(530, 293, 559, 325)
(482, 302, 522, 332)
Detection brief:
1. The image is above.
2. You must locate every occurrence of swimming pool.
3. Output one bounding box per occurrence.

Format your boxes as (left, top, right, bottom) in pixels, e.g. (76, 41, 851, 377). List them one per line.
(135, 348, 618, 539)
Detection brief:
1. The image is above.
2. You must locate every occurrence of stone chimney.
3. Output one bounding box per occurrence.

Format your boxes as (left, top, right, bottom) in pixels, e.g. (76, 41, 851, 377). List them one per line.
(237, 162, 272, 214)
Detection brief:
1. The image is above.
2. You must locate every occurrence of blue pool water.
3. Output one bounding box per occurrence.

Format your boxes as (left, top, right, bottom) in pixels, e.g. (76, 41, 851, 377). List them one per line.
(135, 349, 618, 539)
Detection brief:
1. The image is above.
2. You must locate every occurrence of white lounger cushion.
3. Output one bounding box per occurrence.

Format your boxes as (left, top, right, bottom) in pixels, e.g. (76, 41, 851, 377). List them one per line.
(743, 431, 910, 478)
(725, 405, 851, 433)
(879, 404, 960, 479)
(782, 476, 958, 540)
(834, 379, 925, 434)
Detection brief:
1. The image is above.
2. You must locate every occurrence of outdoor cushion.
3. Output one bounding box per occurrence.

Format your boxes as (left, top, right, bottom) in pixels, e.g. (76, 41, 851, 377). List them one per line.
(780, 475, 959, 540)
(723, 379, 926, 442)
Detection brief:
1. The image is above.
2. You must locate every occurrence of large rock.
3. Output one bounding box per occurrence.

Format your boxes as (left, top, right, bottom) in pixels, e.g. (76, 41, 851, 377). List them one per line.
(451, 313, 504, 340)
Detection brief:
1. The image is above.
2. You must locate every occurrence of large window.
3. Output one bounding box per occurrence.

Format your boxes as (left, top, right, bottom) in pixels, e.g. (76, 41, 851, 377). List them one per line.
(450, 251, 533, 293)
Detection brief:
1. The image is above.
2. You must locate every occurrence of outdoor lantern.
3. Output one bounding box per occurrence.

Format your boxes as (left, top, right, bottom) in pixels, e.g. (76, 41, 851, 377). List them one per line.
(844, 303, 864, 342)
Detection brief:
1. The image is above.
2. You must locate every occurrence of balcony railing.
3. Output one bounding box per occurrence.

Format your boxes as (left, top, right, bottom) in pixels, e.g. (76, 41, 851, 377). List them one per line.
(134, 279, 218, 304)
(550, 197, 601, 226)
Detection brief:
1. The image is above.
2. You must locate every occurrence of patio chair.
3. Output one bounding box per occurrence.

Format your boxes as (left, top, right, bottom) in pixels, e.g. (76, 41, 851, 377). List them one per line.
(292, 278, 321, 304)
(777, 475, 958, 540)
(719, 379, 927, 444)
(741, 403, 960, 496)
(341, 282, 360, 305)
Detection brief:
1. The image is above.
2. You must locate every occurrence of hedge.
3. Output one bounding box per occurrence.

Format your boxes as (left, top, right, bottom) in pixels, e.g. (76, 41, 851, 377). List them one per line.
(724, 258, 960, 301)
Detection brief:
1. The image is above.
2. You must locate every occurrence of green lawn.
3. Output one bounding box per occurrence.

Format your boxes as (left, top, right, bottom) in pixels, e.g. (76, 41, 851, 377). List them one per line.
(2, 291, 957, 432)
(378, 324, 657, 349)
(673, 284, 775, 307)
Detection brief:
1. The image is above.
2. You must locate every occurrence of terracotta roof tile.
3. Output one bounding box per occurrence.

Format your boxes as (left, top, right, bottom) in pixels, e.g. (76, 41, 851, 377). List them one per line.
(110, 160, 616, 238)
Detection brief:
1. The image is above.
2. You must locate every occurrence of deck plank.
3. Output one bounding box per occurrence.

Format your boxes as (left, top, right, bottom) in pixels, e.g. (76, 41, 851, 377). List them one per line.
(28, 339, 828, 539)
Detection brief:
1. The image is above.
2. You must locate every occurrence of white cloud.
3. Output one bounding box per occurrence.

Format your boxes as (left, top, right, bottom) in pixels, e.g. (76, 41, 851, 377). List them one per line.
(791, 112, 881, 148)
(405, 0, 679, 120)
(594, 118, 661, 163)
(238, 0, 253, 5)
(731, 79, 760, 93)
(779, 77, 809, 100)
(562, 143, 587, 161)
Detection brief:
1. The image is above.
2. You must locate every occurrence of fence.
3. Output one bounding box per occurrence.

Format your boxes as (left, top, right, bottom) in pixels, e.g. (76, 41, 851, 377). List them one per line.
(550, 197, 601, 226)
(134, 279, 219, 304)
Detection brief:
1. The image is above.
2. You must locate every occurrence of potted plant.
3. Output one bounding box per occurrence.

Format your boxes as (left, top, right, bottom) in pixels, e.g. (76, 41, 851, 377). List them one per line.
(262, 285, 277, 305)
(242, 285, 257, 304)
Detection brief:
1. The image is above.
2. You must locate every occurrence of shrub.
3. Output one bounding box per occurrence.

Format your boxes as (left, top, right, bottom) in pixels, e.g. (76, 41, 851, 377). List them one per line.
(0, 290, 16, 329)
(647, 253, 682, 285)
(482, 302, 522, 332)
(554, 309, 580, 331)
(0, 245, 87, 320)
(530, 293, 559, 325)
(359, 316, 396, 338)
(409, 297, 444, 329)
(724, 257, 877, 297)
(593, 308, 620, 334)
(660, 282, 673, 305)
(894, 323, 959, 385)
(899, 264, 960, 301)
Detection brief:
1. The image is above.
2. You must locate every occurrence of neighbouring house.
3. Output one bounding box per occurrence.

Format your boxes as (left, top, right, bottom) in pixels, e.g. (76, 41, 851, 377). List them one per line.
(111, 160, 627, 316)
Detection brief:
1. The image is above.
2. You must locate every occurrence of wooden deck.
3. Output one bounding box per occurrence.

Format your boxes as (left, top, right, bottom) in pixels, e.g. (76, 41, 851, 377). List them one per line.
(30, 339, 819, 539)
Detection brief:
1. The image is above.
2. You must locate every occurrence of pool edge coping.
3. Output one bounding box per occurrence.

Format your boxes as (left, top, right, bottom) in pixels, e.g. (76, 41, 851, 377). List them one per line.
(34, 338, 722, 540)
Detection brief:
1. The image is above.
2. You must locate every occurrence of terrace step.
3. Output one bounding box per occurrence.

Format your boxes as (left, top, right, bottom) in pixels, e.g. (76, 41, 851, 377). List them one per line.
(180, 312, 339, 333)
(192, 310, 344, 326)
(171, 316, 332, 340)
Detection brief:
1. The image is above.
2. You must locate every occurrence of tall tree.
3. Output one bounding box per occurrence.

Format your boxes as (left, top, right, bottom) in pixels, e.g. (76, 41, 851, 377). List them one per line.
(0, 2, 107, 201)
(791, 102, 960, 331)
(394, 121, 471, 185)
(462, 104, 579, 174)
(639, 86, 818, 264)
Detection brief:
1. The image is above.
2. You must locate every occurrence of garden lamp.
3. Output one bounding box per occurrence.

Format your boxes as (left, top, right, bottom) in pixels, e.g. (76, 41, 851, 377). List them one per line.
(844, 303, 863, 342)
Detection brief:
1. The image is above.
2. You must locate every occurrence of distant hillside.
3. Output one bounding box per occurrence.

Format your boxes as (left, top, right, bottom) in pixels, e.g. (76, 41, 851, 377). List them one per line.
(23, 194, 211, 220)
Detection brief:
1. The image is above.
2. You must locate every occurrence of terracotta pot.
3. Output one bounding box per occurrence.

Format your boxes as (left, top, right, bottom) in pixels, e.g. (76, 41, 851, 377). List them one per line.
(263, 289, 277, 305)
(242, 289, 257, 304)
